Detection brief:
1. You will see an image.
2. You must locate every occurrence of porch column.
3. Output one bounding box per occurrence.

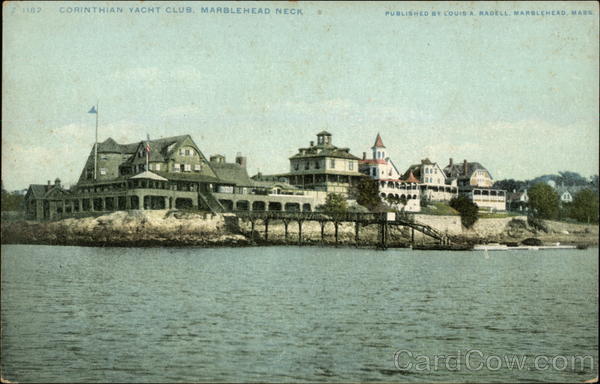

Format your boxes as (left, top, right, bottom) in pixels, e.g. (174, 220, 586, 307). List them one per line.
(70, 200, 75, 213)
(139, 195, 145, 210)
(78, 199, 83, 212)
(101, 198, 106, 211)
(164, 196, 169, 209)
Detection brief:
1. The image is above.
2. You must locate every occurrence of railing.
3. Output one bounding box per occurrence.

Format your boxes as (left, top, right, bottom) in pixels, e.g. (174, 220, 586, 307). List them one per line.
(232, 210, 446, 242)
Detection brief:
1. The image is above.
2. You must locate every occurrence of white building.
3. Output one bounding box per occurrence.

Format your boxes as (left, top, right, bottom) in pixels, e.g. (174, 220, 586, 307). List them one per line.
(404, 158, 458, 202)
(359, 134, 421, 212)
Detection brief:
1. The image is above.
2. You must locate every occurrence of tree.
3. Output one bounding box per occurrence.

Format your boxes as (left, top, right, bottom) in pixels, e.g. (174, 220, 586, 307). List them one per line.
(557, 171, 588, 187)
(349, 177, 382, 211)
(319, 193, 348, 213)
(570, 189, 599, 224)
(449, 195, 479, 228)
(1, 189, 24, 212)
(493, 178, 527, 193)
(528, 183, 559, 219)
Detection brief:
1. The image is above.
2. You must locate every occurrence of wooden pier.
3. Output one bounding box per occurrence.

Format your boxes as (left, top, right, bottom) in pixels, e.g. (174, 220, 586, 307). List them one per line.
(233, 210, 450, 249)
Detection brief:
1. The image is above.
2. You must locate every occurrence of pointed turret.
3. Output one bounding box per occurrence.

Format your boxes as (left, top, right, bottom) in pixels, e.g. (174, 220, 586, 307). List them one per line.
(404, 170, 419, 184)
(371, 133, 386, 160)
(372, 133, 385, 148)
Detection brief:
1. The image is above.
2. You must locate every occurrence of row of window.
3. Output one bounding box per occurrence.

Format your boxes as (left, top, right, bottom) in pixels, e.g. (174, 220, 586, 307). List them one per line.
(179, 148, 196, 156)
(173, 163, 202, 172)
(424, 167, 438, 174)
(423, 177, 442, 184)
(293, 159, 354, 171)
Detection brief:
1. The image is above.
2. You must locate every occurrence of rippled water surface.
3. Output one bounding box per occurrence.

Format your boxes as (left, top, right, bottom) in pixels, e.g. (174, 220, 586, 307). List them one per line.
(1, 245, 598, 382)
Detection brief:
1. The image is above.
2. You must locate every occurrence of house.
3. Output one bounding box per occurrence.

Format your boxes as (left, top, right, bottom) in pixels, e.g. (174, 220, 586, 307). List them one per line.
(24, 134, 326, 220)
(359, 133, 420, 212)
(403, 158, 458, 202)
(443, 158, 506, 211)
(24, 178, 72, 220)
(507, 189, 529, 212)
(285, 131, 363, 197)
(555, 185, 586, 204)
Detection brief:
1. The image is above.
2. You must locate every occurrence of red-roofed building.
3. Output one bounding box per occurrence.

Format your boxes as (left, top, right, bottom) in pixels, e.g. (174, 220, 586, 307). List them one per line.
(359, 134, 421, 212)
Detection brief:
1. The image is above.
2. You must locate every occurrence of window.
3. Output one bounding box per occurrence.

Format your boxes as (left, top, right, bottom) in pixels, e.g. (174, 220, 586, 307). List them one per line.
(155, 164, 161, 171)
(100, 168, 107, 176)
(101, 155, 108, 160)
(349, 161, 353, 170)
(304, 162, 309, 170)
(330, 159, 336, 168)
(184, 164, 191, 172)
(315, 161, 320, 169)
(194, 164, 201, 171)
(174, 163, 180, 172)
(185, 149, 190, 156)
(294, 162, 299, 171)
(434, 168, 438, 174)
(372, 168, 376, 177)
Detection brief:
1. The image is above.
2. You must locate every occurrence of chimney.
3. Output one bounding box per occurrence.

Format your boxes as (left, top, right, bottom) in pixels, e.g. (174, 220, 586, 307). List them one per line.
(449, 158, 453, 167)
(310, 141, 314, 147)
(463, 159, 468, 174)
(54, 178, 61, 187)
(235, 152, 247, 168)
(47, 180, 51, 186)
(363, 152, 366, 160)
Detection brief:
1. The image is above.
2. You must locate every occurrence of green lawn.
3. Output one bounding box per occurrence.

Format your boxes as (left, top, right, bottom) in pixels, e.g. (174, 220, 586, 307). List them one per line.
(420, 202, 459, 216)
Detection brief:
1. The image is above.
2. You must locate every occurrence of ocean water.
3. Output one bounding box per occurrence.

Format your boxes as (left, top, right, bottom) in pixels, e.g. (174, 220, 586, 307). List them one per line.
(1, 245, 598, 382)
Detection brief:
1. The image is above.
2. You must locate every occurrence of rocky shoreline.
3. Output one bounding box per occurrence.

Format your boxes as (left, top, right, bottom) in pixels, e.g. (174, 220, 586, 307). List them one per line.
(1, 210, 598, 248)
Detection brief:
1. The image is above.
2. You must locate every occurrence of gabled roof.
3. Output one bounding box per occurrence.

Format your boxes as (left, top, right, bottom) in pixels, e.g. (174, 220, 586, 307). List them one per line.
(126, 135, 193, 164)
(443, 161, 490, 179)
(27, 184, 50, 199)
(372, 133, 385, 148)
(97, 137, 139, 154)
(209, 161, 253, 186)
(26, 184, 71, 200)
(317, 130, 332, 136)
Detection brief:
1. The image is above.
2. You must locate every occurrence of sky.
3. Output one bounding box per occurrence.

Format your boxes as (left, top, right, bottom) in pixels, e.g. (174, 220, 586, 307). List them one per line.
(2, 1, 598, 190)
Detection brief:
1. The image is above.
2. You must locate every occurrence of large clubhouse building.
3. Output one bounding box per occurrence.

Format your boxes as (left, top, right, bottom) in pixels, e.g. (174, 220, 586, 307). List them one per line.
(24, 134, 327, 220)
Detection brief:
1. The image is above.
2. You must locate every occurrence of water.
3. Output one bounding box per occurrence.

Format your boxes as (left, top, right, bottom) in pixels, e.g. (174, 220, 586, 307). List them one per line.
(1, 245, 598, 383)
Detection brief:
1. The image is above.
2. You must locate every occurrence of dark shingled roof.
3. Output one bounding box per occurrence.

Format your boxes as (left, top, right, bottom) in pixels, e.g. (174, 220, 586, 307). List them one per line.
(97, 138, 139, 154)
(153, 171, 220, 184)
(290, 147, 360, 160)
(443, 161, 490, 179)
(28, 184, 50, 199)
(209, 162, 253, 186)
(125, 135, 193, 164)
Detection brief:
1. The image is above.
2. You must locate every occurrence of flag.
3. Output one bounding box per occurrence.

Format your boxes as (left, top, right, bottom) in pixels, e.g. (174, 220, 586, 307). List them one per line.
(88, 106, 97, 114)
(145, 142, 151, 153)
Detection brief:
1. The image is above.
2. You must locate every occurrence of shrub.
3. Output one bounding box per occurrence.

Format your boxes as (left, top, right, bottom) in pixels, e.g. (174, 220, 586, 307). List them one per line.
(449, 195, 479, 228)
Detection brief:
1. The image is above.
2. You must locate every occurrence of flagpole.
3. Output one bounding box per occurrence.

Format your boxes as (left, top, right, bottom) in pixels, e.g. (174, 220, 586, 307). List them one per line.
(94, 102, 99, 180)
(146, 143, 149, 172)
